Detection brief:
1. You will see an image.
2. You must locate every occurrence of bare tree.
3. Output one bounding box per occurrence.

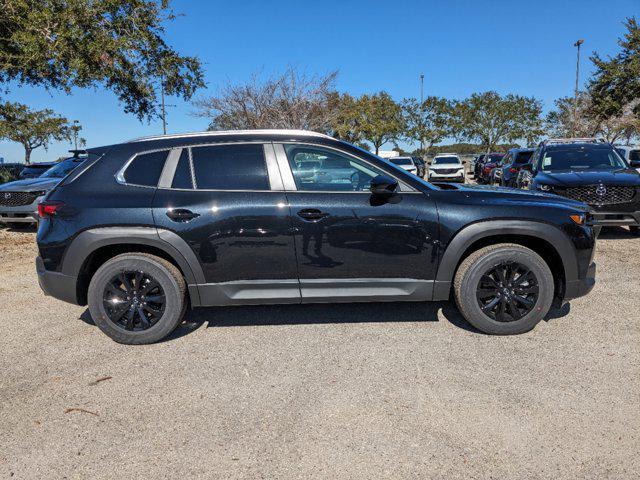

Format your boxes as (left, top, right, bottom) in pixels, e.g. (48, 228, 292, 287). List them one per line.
(193, 67, 338, 131)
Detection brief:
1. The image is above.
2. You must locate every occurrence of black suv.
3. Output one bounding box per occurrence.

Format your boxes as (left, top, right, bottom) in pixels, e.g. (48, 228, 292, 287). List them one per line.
(36, 130, 597, 344)
(517, 139, 640, 235)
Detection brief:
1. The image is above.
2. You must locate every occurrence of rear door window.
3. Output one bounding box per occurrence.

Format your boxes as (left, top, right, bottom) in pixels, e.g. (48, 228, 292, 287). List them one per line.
(124, 150, 169, 186)
(191, 144, 270, 190)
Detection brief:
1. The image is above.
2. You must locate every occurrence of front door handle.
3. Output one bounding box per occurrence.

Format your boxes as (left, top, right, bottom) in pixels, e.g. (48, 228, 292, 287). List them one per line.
(166, 208, 200, 222)
(297, 209, 330, 221)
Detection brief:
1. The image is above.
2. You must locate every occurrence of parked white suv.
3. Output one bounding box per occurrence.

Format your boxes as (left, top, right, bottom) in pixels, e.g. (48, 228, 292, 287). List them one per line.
(388, 156, 418, 175)
(616, 145, 640, 173)
(428, 154, 465, 183)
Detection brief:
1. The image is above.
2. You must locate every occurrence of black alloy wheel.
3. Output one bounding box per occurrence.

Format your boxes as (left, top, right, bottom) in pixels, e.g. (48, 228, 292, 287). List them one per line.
(103, 270, 166, 331)
(476, 261, 539, 322)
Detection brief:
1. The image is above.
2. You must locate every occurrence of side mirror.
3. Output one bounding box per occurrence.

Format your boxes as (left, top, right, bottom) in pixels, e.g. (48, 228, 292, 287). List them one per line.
(370, 175, 398, 195)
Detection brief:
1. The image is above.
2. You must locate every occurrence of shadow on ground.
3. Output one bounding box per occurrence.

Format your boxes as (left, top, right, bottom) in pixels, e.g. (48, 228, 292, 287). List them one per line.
(597, 226, 638, 240)
(79, 298, 573, 343)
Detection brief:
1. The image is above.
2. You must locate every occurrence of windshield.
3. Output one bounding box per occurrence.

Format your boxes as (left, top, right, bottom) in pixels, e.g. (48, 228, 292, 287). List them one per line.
(539, 146, 627, 172)
(389, 157, 413, 166)
(40, 158, 84, 179)
(433, 157, 460, 165)
(515, 151, 533, 164)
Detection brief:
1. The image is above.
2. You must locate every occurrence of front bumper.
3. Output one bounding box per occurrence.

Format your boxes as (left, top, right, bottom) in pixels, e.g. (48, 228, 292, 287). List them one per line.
(0, 200, 40, 224)
(591, 210, 640, 227)
(429, 171, 465, 182)
(564, 261, 596, 301)
(36, 256, 79, 305)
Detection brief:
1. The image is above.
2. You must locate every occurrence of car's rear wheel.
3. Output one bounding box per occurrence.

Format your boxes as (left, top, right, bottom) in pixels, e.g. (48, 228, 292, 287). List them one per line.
(454, 243, 554, 335)
(87, 253, 186, 344)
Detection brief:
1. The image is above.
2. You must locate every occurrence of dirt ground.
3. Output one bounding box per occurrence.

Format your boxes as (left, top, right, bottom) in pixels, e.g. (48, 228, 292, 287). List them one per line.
(0, 225, 638, 479)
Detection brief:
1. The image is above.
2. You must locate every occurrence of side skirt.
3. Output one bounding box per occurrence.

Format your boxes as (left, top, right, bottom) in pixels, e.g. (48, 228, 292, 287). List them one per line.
(195, 278, 434, 307)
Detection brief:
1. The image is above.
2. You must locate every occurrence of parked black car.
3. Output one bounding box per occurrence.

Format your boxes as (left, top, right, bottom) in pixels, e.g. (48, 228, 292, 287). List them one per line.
(517, 139, 640, 235)
(19, 162, 56, 179)
(36, 130, 596, 344)
(496, 148, 534, 187)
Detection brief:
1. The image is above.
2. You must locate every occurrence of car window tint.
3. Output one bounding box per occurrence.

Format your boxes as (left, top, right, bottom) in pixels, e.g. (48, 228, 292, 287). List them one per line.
(515, 151, 533, 164)
(630, 150, 640, 161)
(191, 144, 269, 190)
(124, 150, 168, 186)
(284, 144, 388, 192)
(171, 149, 193, 189)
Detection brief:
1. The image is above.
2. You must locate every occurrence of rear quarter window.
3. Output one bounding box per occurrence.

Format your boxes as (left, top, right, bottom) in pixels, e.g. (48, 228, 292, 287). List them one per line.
(123, 150, 169, 186)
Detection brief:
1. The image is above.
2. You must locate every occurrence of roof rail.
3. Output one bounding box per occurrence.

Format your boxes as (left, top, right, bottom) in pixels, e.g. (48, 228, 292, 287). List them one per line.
(543, 137, 607, 145)
(126, 129, 332, 143)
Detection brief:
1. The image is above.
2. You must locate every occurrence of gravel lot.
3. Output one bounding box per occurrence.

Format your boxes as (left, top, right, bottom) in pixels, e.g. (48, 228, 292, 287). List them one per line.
(0, 223, 639, 479)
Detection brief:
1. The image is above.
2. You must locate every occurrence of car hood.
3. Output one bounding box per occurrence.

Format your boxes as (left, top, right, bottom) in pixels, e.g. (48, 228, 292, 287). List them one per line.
(536, 169, 640, 187)
(448, 183, 589, 211)
(0, 177, 61, 192)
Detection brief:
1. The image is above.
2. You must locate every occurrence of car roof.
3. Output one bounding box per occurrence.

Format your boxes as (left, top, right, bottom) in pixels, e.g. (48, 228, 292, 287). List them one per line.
(126, 129, 332, 144)
(434, 153, 458, 157)
(24, 162, 57, 167)
(508, 148, 535, 153)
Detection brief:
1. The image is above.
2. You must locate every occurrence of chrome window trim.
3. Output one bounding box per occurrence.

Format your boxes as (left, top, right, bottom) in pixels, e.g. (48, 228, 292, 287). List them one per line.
(115, 147, 172, 189)
(272, 141, 418, 193)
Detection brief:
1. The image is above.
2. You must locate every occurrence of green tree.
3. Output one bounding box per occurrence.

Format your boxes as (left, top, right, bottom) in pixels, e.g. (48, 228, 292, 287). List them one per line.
(0, 0, 204, 121)
(0, 101, 74, 163)
(326, 92, 365, 145)
(401, 96, 452, 154)
(356, 92, 404, 155)
(589, 17, 640, 121)
(455, 91, 544, 152)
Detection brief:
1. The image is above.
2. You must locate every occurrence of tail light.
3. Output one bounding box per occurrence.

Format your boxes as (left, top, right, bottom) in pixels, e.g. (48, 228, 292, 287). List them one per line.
(509, 167, 518, 173)
(38, 201, 65, 218)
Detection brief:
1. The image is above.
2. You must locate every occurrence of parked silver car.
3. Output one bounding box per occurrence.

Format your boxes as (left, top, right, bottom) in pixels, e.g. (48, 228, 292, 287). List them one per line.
(0, 155, 85, 226)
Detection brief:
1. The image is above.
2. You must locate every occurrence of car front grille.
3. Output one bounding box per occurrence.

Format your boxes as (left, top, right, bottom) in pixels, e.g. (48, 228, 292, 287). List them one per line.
(560, 185, 637, 206)
(0, 191, 37, 207)
(433, 168, 459, 175)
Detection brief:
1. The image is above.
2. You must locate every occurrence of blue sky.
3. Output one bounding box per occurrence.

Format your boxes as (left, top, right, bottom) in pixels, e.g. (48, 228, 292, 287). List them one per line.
(1, 0, 637, 162)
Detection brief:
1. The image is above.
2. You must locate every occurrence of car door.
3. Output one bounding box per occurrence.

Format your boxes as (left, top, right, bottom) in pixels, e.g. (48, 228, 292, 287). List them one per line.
(152, 142, 300, 306)
(273, 142, 440, 302)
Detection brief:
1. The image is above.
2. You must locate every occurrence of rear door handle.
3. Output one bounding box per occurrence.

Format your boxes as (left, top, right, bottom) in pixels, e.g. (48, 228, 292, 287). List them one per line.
(297, 209, 330, 221)
(166, 208, 200, 222)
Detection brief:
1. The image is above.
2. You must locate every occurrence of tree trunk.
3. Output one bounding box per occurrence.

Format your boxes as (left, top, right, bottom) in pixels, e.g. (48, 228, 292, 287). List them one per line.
(24, 145, 32, 164)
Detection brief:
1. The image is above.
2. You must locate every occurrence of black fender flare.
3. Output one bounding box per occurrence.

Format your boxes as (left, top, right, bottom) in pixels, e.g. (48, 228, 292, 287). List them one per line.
(432, 220, 578, 300)
(61, 226, 205, 286)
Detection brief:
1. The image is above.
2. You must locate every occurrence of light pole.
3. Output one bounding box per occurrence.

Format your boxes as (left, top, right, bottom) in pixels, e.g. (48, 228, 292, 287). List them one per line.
(573, 39, 584, 137)
(420, 73, 425, 153)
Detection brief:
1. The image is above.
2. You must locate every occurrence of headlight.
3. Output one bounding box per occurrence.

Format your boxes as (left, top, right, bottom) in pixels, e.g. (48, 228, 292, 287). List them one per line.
(538, 184, 552, 191)
(32, 190, 47, 197)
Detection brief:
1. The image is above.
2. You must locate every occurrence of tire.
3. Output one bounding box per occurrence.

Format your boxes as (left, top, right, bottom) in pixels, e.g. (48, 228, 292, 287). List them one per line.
(630, 226, 640, 237)
(454, 243, 554, 335)
(87, 253, 187, 344)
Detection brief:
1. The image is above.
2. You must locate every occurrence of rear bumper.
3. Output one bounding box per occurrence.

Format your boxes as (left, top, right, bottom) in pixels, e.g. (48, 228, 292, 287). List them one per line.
(36, 256, 79, 305)
(591, 211, 640, 227)
(564, 261, 596, 301)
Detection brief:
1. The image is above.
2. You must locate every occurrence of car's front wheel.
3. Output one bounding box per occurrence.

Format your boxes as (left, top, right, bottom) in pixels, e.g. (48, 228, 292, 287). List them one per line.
(454, 244, 554, 335)
(87, 253, 187, 344)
